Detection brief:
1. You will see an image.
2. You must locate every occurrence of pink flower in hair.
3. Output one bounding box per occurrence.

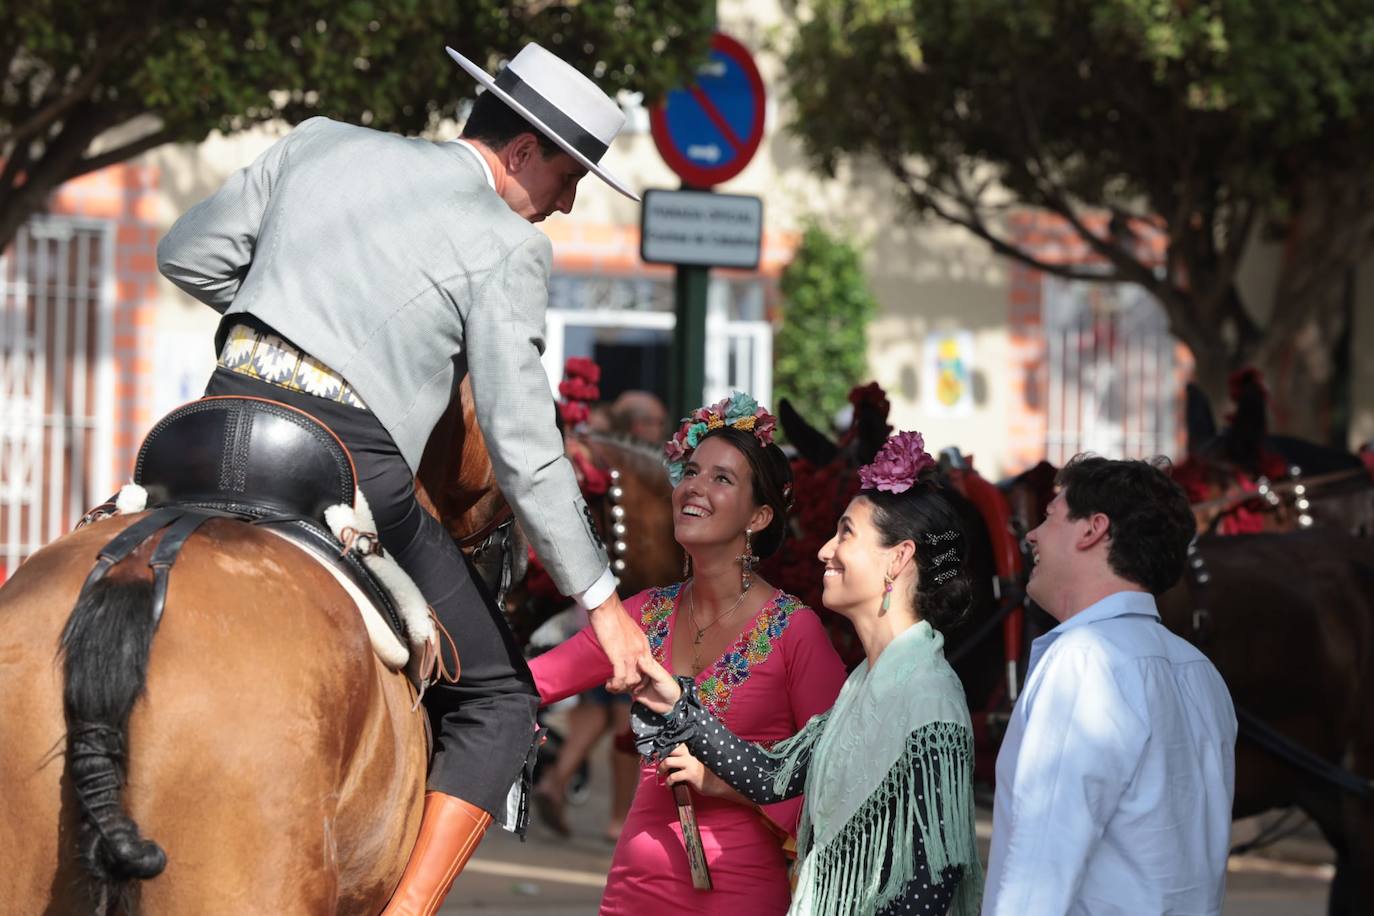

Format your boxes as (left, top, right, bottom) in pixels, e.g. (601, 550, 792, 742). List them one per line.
(753, 408, 777, 442)
(858, 430, 936, 494)
(663, 436, 688, 464)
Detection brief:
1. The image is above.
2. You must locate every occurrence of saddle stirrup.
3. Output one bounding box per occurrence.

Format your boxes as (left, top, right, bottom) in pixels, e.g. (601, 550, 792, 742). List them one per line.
(381, 792, 492, 916)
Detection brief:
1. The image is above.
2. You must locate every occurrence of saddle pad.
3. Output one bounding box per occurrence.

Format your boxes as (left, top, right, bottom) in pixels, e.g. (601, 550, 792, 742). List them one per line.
(259, 527, 409, 669)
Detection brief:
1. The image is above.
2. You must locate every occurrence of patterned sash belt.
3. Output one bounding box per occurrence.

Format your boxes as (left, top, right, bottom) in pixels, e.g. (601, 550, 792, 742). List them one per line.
(217, 323, 369, 410)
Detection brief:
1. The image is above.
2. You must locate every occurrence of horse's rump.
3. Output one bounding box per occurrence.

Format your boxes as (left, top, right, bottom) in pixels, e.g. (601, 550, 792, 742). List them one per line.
(0, 515, 425, 914)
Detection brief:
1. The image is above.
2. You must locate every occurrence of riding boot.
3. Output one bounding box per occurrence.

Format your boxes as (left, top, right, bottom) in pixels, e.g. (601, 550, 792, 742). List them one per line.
(381, 792, 493, 916)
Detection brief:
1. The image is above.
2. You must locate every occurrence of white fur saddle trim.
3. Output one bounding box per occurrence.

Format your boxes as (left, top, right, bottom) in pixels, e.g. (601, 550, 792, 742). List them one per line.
(325, 491, 437, 673)
(115, 483, 148, 514)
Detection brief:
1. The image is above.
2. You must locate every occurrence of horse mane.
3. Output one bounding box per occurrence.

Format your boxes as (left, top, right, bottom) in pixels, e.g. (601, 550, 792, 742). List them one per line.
(579, 431, 669, 482)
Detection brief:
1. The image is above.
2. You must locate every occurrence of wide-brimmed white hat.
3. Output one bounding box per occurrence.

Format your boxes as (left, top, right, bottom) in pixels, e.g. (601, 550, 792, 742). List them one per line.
(446, 43, 638, 202)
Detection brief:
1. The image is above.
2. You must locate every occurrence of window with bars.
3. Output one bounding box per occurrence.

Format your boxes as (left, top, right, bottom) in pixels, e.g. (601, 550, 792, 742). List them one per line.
(1041, 275, 1189, 465)
(0, 216, 115, 574)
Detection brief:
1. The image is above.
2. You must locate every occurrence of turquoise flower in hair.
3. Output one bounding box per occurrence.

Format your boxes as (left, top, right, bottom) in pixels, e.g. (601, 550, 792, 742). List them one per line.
(663, 391, 779, 486)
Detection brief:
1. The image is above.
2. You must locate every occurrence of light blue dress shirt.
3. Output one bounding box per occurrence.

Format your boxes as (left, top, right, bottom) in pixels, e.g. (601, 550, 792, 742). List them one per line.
(983, 591, 1237, 915)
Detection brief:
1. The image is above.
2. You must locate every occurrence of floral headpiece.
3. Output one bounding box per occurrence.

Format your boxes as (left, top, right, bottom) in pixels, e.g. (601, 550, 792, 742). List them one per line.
(857, 430, 936, 494)
(663, 391, 777, 486)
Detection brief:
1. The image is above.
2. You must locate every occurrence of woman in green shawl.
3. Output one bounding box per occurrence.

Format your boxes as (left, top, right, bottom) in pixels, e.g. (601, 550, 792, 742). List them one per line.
(632, 431, 984, 916)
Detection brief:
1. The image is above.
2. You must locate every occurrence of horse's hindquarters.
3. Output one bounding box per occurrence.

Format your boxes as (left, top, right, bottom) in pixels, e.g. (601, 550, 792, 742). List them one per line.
(0, 517, 426, 915)
(0, 537, 95, 913)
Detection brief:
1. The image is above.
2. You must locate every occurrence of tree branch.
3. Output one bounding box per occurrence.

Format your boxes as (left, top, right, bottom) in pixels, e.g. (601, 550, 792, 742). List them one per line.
(0, 136, 33, 205)
(0, 102, 111, 252)
(0, 34, 131, 149)
(64, 126, 176, 182)
(886, 157, 1123, 284)
(1007, 84, 1182, 308)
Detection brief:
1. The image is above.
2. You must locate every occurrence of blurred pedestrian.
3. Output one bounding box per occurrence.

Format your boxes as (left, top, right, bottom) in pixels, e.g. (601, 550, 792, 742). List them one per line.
(982, 456, 1237, 915)
(610, 390, 670, 444)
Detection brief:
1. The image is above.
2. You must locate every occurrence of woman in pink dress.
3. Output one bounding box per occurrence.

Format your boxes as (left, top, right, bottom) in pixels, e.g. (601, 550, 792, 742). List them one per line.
(528, 393, 847, 914)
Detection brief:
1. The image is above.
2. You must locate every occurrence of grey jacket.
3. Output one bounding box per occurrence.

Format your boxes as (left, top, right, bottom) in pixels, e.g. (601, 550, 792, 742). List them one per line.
(158, 117, 609, 598)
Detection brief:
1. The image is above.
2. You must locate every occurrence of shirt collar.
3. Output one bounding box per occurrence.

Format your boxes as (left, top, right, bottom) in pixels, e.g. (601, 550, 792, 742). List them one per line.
(1027, 590, 1159, 676)
(449, 138, 496, 191)
(1053, 589, 1159, 633)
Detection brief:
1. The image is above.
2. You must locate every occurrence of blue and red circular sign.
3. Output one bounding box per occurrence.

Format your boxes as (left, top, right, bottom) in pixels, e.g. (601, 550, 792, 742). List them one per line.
(650, 33, 766, 188)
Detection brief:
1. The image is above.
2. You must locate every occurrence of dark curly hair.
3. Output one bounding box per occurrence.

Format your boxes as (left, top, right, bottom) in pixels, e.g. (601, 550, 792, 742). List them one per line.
(696, 427, 793, 560)
(1055, 455, 1197, 595)
(859, 472, 973, 631)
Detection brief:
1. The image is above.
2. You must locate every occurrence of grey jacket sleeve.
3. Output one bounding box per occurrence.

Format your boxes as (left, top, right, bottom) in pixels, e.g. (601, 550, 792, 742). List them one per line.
(463, 231, 610, 598)
(155, 124, 299, 312)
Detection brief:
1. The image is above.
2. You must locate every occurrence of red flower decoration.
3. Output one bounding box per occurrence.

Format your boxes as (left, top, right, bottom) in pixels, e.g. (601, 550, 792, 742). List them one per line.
(565, 357, 601, 384)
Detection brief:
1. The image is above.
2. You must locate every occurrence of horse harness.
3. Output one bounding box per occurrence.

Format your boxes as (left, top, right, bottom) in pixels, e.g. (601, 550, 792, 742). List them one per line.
(1182, 539, 1374, 803)
(79, 397, 408, 644)
(569, 438, 630, 575)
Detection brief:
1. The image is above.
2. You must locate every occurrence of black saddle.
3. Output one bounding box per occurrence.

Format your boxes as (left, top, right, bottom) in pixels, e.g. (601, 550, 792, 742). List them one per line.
(125, 396, 406, 641)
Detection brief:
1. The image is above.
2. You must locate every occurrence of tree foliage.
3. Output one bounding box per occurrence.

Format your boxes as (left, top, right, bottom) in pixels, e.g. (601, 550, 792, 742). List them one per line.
(0, 0, 713, 248)
(774, 222, 878, 433)
(784, 0, 1374, 432)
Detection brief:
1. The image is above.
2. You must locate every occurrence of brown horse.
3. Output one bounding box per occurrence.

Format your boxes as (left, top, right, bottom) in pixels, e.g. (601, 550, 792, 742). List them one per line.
(1002, 463, 1374, 915)
(0, 515, 428, 914)
(0, 380, 516, 915)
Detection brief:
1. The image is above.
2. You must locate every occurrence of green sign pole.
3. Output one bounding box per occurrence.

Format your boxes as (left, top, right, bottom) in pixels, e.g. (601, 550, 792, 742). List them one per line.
(670, 258, 710, 423)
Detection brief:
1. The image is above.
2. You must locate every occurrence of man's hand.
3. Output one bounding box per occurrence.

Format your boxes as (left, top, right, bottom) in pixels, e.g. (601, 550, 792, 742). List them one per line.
(588, 593, 652, 693)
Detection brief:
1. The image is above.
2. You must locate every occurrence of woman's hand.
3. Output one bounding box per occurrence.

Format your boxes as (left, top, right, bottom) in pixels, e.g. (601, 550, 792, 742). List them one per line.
(658, 744, 730, 798)
(632, 655, 683, 713)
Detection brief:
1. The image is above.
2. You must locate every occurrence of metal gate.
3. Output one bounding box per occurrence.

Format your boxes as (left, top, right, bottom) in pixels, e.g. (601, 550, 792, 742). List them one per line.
(0, 216, 116, 579)
(1043, 275, 1185, 465)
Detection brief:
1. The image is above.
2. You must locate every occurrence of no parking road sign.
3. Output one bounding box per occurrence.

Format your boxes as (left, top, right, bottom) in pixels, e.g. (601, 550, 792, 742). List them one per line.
(651, 33, 766, 188)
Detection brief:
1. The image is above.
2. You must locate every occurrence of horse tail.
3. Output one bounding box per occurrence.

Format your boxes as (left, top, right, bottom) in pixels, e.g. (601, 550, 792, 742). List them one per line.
(60, 574, 168, 891)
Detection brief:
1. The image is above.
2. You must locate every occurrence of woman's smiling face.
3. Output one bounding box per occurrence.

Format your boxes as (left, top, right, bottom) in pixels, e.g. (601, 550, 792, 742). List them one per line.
(817, 496, 891, 616)
(671, 436, 767, 550)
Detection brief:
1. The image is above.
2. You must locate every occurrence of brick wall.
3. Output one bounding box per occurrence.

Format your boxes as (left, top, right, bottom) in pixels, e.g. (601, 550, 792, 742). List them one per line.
(49, 162, 161, 485)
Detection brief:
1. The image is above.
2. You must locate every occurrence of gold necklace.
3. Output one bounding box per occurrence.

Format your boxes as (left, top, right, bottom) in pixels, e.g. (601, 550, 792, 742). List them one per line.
(686, 580, 751, 670)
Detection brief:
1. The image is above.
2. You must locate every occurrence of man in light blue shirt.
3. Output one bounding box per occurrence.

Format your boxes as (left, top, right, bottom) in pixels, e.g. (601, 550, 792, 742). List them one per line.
(983, 456, 1237, 915)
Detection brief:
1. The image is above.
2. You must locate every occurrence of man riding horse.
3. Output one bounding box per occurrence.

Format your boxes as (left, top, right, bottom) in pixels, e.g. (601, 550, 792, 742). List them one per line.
(156, 43, 651, 914)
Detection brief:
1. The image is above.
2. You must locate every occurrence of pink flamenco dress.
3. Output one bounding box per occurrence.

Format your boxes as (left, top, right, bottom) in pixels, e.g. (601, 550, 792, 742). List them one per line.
(528, 583, 847, 915)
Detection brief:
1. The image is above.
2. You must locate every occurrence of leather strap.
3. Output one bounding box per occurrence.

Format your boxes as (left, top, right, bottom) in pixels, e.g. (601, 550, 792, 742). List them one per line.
(148, 510, 219, 625)
(77, 507, 184, 598)
(78, 507, 221, 628)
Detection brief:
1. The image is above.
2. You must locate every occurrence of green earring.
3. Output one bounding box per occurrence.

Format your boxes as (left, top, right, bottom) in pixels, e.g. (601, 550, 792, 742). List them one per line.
(881, 575, 894, 614)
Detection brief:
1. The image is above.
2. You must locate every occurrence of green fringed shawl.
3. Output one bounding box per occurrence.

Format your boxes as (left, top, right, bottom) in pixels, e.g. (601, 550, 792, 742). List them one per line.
(770, 621, 983, 916)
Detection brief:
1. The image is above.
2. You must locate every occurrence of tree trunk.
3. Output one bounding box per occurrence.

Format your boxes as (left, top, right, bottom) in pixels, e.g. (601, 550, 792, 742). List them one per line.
(1257, 307, 1350, 446)
(0, 105, 111, 254)
(1184, 339, 1233, 431)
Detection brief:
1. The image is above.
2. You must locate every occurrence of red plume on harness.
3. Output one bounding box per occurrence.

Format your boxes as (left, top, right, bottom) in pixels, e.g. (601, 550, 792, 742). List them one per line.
(524, 357, 614, 600)
(558, 357, 601, 427)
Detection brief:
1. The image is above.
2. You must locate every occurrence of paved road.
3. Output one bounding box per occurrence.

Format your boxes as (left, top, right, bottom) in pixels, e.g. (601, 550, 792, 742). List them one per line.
(443, 729, 1331, 915)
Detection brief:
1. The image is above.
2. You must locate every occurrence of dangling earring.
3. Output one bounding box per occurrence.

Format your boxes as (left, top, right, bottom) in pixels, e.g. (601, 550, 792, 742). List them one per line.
(683, 552, 692, 581)
(880, 575, 894, 615)
(739, 528, 757, 592)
